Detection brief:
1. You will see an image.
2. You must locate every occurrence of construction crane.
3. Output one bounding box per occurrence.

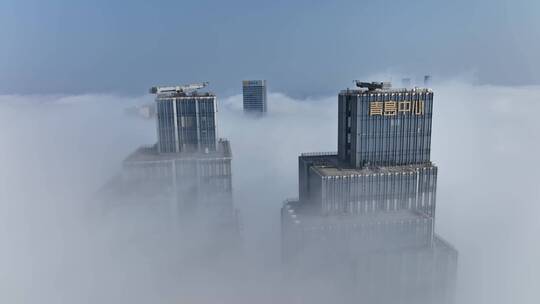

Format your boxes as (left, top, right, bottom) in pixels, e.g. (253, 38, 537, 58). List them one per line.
(149, 82, 209, 94)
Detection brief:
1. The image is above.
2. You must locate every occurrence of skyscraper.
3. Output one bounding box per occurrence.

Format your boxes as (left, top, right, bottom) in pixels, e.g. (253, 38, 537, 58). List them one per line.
(154, 83, 218, 153)
(337, 84, 433, 167)
(282, 81, 457, 304)
(424, 75, 432, 86)
(104, 82, 240, 250)
(242, 80, 267, 115)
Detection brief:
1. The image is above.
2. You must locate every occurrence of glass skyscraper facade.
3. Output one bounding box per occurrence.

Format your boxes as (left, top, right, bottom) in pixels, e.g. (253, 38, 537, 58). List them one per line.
(116, 84, 240, 250)
(242, 80, 267, 114)
(298, 156, 437, 216)
(156, 94, 217, 153)
(129, 87, 232, 210)
(337, 88, 433, 168)
(282, 82, 457, 304)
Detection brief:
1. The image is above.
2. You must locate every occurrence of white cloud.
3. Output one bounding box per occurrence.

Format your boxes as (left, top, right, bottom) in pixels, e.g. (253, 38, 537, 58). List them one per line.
(0, 82, 539, 303)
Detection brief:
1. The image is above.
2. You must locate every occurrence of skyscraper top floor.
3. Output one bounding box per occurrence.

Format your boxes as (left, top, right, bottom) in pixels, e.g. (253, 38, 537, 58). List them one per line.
(242, 80, 266, 86)
(155, 91, 215, 99)
(339, 87, 432, 95)
(338, 82, 434, 168)
(155, 91, 219, 154)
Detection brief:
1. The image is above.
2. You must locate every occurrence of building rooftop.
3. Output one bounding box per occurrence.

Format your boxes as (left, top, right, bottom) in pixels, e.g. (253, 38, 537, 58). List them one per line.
(155, 91, 215, 99)
(283, 199, 431, 227)
(313, 162, 435, 177)
(242, 80, 266, 85)
(124, 139, 231, 163)
(299, 152, 435, 177)
(339, 87, 432, 95)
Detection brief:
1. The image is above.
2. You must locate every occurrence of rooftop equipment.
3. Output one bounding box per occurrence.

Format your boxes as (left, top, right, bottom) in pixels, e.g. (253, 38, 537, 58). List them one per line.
(355, 81, 392, 91)
(149, 82, 209, 95)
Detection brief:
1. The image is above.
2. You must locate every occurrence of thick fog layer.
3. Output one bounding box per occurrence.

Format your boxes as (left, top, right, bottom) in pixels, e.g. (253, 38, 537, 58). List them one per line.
(0, 82, 538, 303)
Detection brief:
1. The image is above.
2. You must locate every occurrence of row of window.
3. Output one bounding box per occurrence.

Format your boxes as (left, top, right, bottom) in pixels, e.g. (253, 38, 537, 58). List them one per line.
(322, 194, 435, 215)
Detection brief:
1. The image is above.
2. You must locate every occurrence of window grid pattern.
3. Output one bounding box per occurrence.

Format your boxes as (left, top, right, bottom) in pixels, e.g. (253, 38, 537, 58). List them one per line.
(314, 166, 437, 217)
(156, 96, 217, 153)
(338, 91, 434, 167)
(242, 84, 267, 113)
(156, 99, 175, 153)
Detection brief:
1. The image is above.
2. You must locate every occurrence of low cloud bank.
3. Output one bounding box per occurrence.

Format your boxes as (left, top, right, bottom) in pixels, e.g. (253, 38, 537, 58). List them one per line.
(0, 81, 538, 303)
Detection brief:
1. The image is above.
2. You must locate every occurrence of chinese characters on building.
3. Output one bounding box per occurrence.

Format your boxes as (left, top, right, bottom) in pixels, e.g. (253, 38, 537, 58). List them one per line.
(369, 100, 425, 116)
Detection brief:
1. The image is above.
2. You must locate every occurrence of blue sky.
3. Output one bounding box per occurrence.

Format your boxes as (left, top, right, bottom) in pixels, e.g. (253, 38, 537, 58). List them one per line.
(1, 0, 539, 96)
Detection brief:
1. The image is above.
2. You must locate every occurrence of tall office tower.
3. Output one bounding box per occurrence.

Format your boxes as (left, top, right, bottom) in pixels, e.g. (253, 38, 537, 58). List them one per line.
(282, 81, 457, 304)
(242, 80, 267, 115)
(424, 75, 432, 86)
(114, 83, 239, 249)
(337, 84, 433, 167)
(154, 82, 218, 153)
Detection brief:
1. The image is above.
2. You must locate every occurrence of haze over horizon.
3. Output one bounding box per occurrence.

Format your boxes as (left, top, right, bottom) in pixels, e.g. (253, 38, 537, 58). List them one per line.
(2, 0, 540, 97)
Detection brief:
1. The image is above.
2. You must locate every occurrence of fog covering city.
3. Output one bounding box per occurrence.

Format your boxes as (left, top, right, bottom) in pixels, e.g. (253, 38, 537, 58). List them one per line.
(0, 80, 539, 303)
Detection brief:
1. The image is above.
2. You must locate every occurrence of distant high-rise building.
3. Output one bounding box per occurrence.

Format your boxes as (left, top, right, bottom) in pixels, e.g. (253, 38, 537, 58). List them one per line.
(282, 81, 457, 304)
(242, 80, 267, 115)
(424, 75, 432, 86)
